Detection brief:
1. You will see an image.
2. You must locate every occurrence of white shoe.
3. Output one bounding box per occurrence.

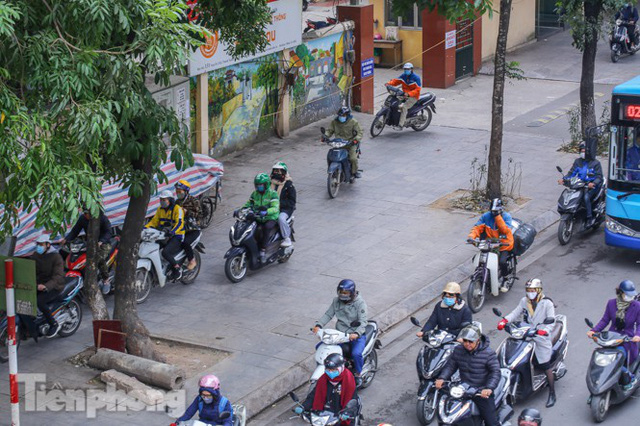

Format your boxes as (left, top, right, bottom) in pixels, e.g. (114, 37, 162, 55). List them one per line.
(281, 238, 292, 247)
(259, 250, 266, 263)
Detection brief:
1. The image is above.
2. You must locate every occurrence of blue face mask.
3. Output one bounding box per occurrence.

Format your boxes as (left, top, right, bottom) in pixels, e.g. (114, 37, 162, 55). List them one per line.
(256, 184, 265, 193)
(36, 245, 46, 254)
(404, 69, 411, 76)
(326, 370, 340, 379)
(443, 297, 456, 307)
(201, 396, 214, 404)
(338, 116, 347, 123)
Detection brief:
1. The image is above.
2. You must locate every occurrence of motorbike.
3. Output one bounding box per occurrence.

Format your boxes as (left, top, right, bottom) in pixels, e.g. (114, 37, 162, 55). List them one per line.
(304, 17, 337, 33)
(370, 84, 436, 138)
(437, 371, 514, 426)
(465, 238, 518, 313)
(224, 208, 294, 283)
(302, 0, 309, 12)
(0, 274, 84, 362)
(321, 127, 361, 198)
(62, 235, 119, 297)
(134, 227, 204, 304)
(610, 19, 639, 63)
(556, 166, 606, 245)
(289, 392, 362, 426)
(492, 308, 568, 404)
(584, 317, 640, 423)
(310, 321, 381, 390)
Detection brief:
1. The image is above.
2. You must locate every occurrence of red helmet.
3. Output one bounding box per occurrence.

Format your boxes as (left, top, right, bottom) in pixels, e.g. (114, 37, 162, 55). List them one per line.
(199, 374, 220, 390)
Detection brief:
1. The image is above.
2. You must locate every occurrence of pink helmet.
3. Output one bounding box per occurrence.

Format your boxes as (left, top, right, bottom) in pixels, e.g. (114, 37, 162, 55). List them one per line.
(199, 374, 220, 390)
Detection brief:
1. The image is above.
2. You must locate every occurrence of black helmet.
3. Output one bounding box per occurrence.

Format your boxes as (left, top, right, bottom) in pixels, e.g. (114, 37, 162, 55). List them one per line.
(490, 198, 503, 216)
(518, 408, 542, 425)
(324, 353, 345, 370)
(337, 279, 356, 302)
(337, 106, 351, 117)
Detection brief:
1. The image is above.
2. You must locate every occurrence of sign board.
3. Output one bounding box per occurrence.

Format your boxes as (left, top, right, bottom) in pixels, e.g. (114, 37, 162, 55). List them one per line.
(445, 30, 456, 49)
(0, 257, 37, 316)
(361, 58, 374, 78)
(188, 0, 302, 76)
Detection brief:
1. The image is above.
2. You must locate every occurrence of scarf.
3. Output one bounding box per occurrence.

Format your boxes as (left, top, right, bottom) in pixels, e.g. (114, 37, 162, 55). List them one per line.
(616, 294, 631, 330)
(526, 290, 544, 317)
(312, 368, 356, 412)
(271, 174, 291, 198)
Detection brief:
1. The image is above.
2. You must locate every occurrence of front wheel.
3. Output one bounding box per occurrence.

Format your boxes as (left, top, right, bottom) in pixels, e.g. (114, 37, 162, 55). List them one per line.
(359, 349, 378, 389)
(134, 268, 153, 304)
(611, 46, 620, 63)
(327, 170, 341, 198)
(225, 253, 248, 283)
(557, 218, 574, 245)
(58, 299, 83, 337)
(590, 392, 610, 423)
(370, 114, 386, 138)
(411, 109, 433, 131)
(416, 388, 437, 425)
(467, 278, 486, 313)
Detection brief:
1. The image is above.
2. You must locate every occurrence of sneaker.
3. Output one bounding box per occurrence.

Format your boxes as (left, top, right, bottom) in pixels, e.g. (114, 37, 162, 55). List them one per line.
(499, 283, 510, 293)
(46, 322, 61, 338)
(281, 238, 292, 247)
(99, 279, 111, 295)
(187, 258, 197, 270)
(170, 267, 182, 281)
(623, 376, 638, 391)
(392, 125, 403, 131)
(259, 250, 267, 263)
(354, 171, 362, 178)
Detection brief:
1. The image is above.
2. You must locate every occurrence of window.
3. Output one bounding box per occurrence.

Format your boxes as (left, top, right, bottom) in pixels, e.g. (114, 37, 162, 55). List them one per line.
(386, 1, 422, 29)
(611, 126, 640, 182)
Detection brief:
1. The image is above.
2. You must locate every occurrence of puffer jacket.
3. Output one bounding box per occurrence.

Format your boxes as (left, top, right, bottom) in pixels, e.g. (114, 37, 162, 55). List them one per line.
(438, 335, 501, 390)
(421, 299, 473, 337)
(243, 189, 280, 223)
(271, 177, 296, 216)
(325, 116, 363, 142)
(316, 294, 368, 337)
(387, 73, 421, 100)
(31, 250, 65, 292)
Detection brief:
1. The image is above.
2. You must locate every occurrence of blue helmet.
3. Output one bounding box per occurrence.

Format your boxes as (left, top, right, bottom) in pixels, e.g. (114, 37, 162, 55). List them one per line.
(337, 279, 356, 302)
(618, 280, 637, 297)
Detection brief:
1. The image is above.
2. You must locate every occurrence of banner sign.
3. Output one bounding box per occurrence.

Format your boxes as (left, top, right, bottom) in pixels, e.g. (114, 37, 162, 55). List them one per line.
(361, 58, 374, 78)
(0, 256, 37, 316)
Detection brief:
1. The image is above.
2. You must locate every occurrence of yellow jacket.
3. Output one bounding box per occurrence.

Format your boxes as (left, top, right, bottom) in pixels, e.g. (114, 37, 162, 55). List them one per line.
(146, 203, 185, 239)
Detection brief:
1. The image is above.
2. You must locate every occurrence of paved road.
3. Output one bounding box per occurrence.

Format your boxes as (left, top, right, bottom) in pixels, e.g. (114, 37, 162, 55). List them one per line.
(252, 228, 640, 425)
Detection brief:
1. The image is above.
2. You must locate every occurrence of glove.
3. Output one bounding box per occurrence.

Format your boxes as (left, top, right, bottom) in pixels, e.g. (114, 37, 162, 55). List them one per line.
(340, 413, 350, 421)
(170, 423, 177, 426)
(466, 238, 475, 244)
(497, 319, 508, 330)
(352, 139, 359, 145)
(294, 406, 303, 414)
(536, 330, 549, 336)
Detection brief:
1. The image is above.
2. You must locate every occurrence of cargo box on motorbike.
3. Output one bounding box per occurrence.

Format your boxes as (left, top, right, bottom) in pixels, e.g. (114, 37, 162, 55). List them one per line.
(511, 218, 536, 256)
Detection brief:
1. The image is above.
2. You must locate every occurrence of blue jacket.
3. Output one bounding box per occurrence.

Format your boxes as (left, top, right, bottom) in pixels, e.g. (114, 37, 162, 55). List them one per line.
(615, 6, 639, 22)
(566, 158, 603, 187)
(177, 388, 233, 425)
(400, 71, 421, 88)
(474, 211, 513, 230)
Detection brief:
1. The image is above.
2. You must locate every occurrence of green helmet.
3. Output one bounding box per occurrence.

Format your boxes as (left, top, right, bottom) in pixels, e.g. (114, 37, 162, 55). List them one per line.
(254, 173, 270, 185)
(272, 161, 288, 173)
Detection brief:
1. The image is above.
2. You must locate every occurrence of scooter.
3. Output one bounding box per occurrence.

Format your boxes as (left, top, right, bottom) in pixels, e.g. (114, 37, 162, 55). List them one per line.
(610, 19, 639, 63)
(437, 371, 514, 426)
(466, 238, 518, 313)
(556, 166, 606, 245)
(62, 235, 119, 297)
(370, 84, 436, 138)
(289, 392, 362, 426)
(224, 208, 294, 283)
(303, 17, 337, 33)
(321, 127, 361, 199)
(176, 407, 245, 426)
(492, 308, 568, 403)
(134, 227, 204, 304)
(0, 274, 84, 362)
(310, 321, 381, 389)
(584, 317, 640, 423)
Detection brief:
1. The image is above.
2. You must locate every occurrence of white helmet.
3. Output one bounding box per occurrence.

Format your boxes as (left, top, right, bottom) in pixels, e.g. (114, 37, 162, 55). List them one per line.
(36, 234, 52, 244)
(403, 62, 414, 70)
(159, 190, 173, 199)
(526, 278, 542, 290)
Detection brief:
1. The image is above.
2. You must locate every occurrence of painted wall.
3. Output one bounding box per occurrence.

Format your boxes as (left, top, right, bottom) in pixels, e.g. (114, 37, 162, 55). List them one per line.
(481, 2, 536, 61)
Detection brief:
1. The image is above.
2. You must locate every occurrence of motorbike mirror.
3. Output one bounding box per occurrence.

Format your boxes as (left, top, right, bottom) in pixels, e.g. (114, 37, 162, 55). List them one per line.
(492, 308, 503, 317)
(350, 321, 361, 327)
(320, 127, 326, 134)
(410, 316, 421, 327)
(543, 317, 555, 325)
(289, 391, 299, 403)
(556, 166, 563, 174)
(219, 411, 231, 420)
(585, 318, 594, 328)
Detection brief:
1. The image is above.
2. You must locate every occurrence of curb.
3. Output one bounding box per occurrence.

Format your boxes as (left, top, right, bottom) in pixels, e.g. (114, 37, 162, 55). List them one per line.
(240, 209, 560, 420)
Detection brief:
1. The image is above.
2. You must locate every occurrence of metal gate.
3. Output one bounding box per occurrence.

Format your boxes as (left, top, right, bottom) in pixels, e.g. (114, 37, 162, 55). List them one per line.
(455, 19, 474, 80)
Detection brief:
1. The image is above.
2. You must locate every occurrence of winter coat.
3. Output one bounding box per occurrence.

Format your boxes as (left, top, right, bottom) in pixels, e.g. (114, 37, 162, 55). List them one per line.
(387, 72, 422, 99)
(272, 177, 296, 216)
(421, 299, 473, 337)
(177, 387, 233, 425)
(65, 213, 113, 244)
(146, 202, 185, 239)
(176, 194, 202, 229)
(31, 250, 65, 292)
(243, 188, 280, 223)
(317, 295, 368, 337)
(566, 158, 603, 187)
(592, 298, 640, 365)
(615, 6, 639, 21)
(505, 296, 556, 364)
(468, 212, 514, 251)
(439, 335, 501, 391)
(325, 116, 363, 142)
(302, 370, 358, 423)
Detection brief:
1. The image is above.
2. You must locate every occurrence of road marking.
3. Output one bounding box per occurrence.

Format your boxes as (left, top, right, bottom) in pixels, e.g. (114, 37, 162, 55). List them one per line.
(526, 92, 605, 127)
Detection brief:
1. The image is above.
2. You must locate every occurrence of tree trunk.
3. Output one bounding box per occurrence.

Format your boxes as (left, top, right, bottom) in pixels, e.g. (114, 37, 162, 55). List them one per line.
(113, 156, 164, 362)
(486, 0, 512, 200)
(579, 1, 601, 136)
(84, 217, 110, 321)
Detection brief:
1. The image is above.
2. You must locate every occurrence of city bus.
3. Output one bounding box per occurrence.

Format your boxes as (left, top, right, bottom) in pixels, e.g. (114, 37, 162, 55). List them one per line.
(606, 75, 640, 249)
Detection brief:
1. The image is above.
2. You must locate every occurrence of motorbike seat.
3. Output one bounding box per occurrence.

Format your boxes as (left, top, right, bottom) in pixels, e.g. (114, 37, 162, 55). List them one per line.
(549, 321, 564, 346)
(364, 324, 376, 346)
(52, 278, 79, 303)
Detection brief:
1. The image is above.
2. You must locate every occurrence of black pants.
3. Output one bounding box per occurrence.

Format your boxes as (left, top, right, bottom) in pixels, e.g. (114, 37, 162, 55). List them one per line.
(624, 24, 637, 45)
(473, 395, 499, 426)
(162, 236, 183, 267)
(182, 231, 198, 261)
(499, 250, 510, 277)
(37, 290, 59, 326)
(584, 187, 599, 219)
(257, 220, 277, 250)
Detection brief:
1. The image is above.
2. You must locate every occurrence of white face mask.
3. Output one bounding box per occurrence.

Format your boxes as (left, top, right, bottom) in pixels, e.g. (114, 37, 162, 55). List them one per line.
(579, 152, 585, 160)
(623, 294, 635, 302)
(526, 291, 538, 300)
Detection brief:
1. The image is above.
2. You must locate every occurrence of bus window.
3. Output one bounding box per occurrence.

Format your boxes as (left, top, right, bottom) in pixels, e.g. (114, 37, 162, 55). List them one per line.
(613, 125, 640, 182)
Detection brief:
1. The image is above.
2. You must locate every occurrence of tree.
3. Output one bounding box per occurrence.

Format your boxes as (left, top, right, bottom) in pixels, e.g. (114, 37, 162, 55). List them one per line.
(391, 0, 493, 21)
(0, 0, 271, 359)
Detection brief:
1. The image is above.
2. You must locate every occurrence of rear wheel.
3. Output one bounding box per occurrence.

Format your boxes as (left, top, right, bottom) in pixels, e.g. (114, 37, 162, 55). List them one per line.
(503, 256, 517, 290)
(416, 388, 437, 425)
(590, 392, 610, 423)
(327, 170, 341, 198)
(225, 253, 248, 283)
(180, 251, 201, 285)
(370, 115, 386, 138)
(199, 195, 216, 229)
(557, 218, 574, 245)
(359, 349, 378, 389)
(0, 325, 13, 363)
(411, 109, 433, 131)
(134, 268, 153, 304)
(58, 300, 82, 337)
(611, 46, 620, 63)
(467, 278, 486, 313)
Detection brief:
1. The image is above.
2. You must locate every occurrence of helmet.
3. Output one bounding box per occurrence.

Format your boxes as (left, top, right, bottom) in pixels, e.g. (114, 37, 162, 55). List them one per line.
(443, 282, 461, 295)
(618, 280, 637, 297)
(459, 325, 481, 342)
(579, 141, 586, 151)
(518, 408, 542, 426)
(199, 374, 220, 390)
(36, 234, 52, 244)
(254, 173, 270, 193)
(271, 161, 288, 173)
(271, 162, 288, 181)
(337, 106, 351, 117)
(159, 190, 173, 199)
(490, 198, 503, 215)
(175, 179, 191, 192)
(525, 278, 542, 290)
(337, 279, 356, 302)
(403, 62, 414, 70)
(324, 353, 345, 370)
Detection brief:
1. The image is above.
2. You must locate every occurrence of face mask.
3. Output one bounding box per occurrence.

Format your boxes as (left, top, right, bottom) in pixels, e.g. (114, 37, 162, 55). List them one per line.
(443, 297, 456, 307)
(326, 370, 340, 379)
(404, 69, 411, 76)
(36, 245, 46, 255)
(338, 116, 347, 123)
(201, 396, 213, 404)
(579, 152, 585, 160)
(176, 192, 186, 200)
(160, 199, 170, 208)
(527, 291, 538, 300)
(256, 184, 265, 193)
(623, 294, 635, 302)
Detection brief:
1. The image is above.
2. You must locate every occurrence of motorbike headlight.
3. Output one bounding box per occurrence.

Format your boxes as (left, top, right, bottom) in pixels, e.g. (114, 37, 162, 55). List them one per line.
(594, 352, 617, 367)
(510, 328, 526, 339)
(450, 385, 465, 399)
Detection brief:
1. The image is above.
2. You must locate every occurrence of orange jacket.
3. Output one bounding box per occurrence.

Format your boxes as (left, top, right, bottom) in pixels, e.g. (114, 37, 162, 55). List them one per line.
(468, 213, 514, 251)
(387, 78, 421, 100)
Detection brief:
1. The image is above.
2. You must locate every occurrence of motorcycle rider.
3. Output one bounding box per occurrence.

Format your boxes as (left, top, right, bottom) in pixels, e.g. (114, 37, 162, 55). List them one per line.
(557, 140, 603, 228)
(615, 2, 639, 49)
(468, 198, 514, 292)
(498, 278, 557, 407)
(174, 179, 201, 271)
(270, 162, 296, 248)
(31, 234, 65, 338)
(296, 354, 358, 425)
(435, 325, 501, 426)
(313, 279, 368, 386)
(386, 62, 422, 128)
(239, 173, 280, 263)
(416, 281, 472, 338)
(61, 205, 113, 294)
(172, 374, 233, 426)
(587, 280, 640, 390)
(145, 190, 185, 280)
(518, 408, 542, 426)
(324, 107, 364, 179)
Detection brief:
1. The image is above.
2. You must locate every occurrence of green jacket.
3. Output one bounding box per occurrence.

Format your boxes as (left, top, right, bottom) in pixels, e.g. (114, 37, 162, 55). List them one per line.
(243, 189, 280, 223)
(325, 116, 363, 142)
(316, 294, 368, 337)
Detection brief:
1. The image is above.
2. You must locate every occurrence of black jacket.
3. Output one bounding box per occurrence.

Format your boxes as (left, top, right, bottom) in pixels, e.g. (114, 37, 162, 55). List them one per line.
(421, 300, 473, 337)
(438, 335, 501, 390)
(66, 213, 113, 244)
(273, 179, 296, 216)
(615, 6, 639, 22)
(31, 251, 65, 292)
(566, 158, 603, 188)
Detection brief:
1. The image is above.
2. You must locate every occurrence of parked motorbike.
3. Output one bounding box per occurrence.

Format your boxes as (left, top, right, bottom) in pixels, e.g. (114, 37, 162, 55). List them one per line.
(304, 17, 337, 33)
(437, 372, 514, 426)
(62, 235, 119, 297)
(135, 228, 204, 304)
(610, 19, 639, 62)
(556, 166, 606, 245)
(321, 127, 361, 198)
(310, 321, 381, 389)
(224, 208, 294, 283)
(584, 317, 640, 422)
(0, 275, 84, 362)
(370, 84, 436, 138)
(492, 308, 568, 403)
(289, 392, 362, 426)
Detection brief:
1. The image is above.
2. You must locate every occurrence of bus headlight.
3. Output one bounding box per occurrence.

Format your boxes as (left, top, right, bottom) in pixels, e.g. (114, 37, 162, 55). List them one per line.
(606, 217, 637, 237)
